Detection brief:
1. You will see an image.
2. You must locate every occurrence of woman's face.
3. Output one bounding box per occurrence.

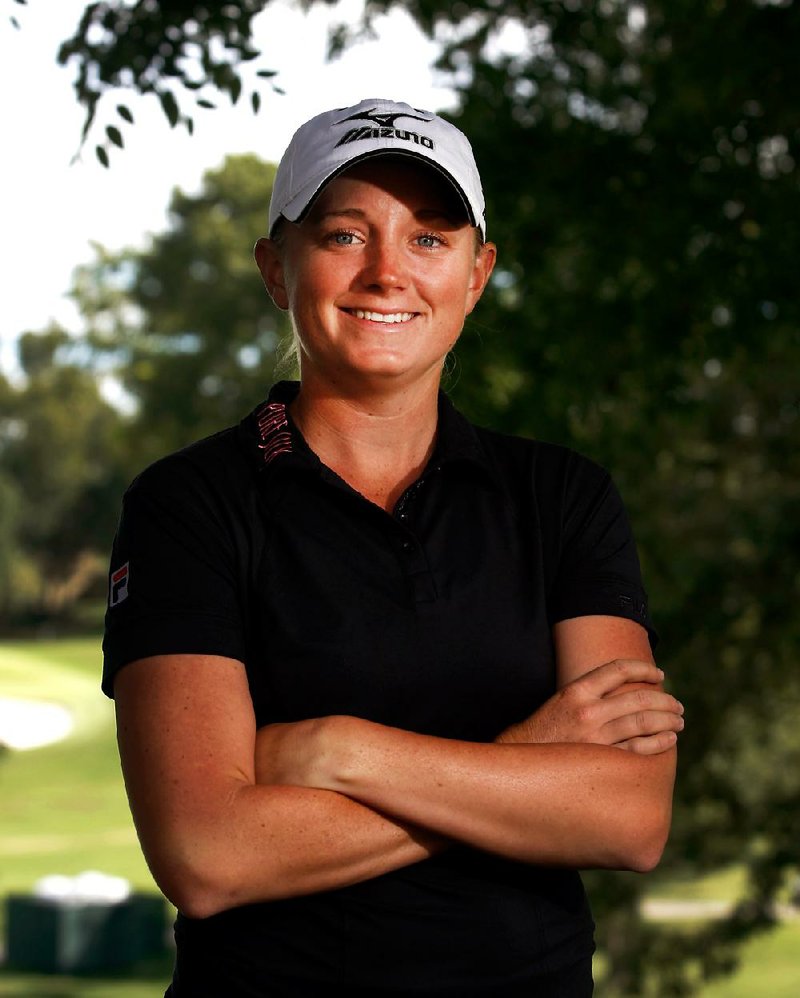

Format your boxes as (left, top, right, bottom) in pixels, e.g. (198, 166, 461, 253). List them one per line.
(257, 159, 496, 394)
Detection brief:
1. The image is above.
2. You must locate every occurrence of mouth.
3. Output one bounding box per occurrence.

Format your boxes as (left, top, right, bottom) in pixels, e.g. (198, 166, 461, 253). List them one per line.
(344, 308, 418, 325)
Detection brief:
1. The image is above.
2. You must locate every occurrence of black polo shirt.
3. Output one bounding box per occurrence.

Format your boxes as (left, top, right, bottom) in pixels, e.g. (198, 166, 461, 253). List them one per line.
(103, 380, 653, 996)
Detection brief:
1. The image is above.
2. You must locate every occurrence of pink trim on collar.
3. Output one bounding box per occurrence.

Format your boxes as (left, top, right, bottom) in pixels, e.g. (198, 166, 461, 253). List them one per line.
(255, 401, 292, 466)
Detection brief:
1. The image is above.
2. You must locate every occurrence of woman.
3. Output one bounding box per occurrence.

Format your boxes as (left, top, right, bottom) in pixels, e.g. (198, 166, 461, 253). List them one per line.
(103, 98, 682, 996)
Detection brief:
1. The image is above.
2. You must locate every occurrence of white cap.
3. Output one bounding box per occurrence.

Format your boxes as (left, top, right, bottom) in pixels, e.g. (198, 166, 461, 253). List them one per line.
(268, 98, 487, 239)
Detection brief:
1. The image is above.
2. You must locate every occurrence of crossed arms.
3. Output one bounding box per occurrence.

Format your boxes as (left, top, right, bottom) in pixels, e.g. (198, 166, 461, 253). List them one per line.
(113, 614, 681, 919)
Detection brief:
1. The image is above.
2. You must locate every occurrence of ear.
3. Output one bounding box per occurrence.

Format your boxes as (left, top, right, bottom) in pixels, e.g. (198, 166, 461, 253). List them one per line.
(465, 241, 497, 316)
(254, 237, 289, 311)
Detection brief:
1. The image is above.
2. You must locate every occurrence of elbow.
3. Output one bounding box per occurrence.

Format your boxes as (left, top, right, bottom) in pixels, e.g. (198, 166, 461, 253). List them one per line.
(152, 859, 234, 920)
(169, 881, 229, 921)
(606, 752, 676, 874)
(624, 835, 667, 874)
(146, 844, 258, 920)
(612, 804, 672, 874)
(148, 835, 294, 919)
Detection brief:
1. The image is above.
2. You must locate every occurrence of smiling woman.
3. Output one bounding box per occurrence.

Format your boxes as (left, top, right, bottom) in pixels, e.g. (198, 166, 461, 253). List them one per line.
(102, 98, 681, 997)
(254, 157, 496, 504)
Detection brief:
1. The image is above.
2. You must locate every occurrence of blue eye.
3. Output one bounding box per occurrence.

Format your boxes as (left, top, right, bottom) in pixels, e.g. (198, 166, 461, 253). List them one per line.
(417, 233, 443, 248)
(330, 230, 356, 245)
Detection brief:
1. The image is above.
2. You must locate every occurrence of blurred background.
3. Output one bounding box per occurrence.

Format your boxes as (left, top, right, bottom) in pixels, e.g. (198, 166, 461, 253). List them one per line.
(1, 1, 798, 994)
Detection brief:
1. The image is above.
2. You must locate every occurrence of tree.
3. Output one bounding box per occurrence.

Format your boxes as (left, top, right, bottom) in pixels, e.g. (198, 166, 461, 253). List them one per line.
(0, 373, 25, 616)
(76, 152, 291, 469)
(51, 0, 281, 166)
(0, 327, 128, 621)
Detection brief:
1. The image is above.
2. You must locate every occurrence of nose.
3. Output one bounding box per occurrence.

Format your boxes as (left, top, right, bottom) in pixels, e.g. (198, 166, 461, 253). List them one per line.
(358, 236, 407, 291)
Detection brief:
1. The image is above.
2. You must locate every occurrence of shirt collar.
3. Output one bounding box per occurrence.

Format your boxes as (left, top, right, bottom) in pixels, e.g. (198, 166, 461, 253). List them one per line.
(432, 389, 495, 482)
(240, 380, 496, 486)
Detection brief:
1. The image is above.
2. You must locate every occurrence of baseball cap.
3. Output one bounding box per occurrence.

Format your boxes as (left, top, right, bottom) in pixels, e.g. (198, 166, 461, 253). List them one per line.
(268, 98, 487, 239)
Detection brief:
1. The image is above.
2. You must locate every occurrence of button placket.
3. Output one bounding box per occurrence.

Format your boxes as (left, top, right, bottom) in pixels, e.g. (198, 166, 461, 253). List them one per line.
(394, 477, 425, 522)
(393, 478, 438, 602)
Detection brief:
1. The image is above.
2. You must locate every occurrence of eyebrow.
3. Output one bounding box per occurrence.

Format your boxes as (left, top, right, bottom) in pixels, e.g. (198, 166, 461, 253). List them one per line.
(314, 208, 368, 222)
(313, 207, 462, 227)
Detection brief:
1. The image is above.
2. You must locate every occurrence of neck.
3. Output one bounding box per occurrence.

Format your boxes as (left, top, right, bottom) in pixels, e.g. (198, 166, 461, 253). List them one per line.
(290, 375, 441, 511)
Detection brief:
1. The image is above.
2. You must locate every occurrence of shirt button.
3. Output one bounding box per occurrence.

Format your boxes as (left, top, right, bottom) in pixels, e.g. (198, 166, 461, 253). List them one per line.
(402, 541, 413, 551)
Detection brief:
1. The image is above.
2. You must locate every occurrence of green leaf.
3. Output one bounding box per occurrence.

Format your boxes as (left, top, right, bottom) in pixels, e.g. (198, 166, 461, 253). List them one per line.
(95, 145, 109, 168)
(185, 116, 194, 135)
(116, 104, 134, 124)
(196, 99, 216, 109)
(159, 90, 179, 128)
(229, 76, 242, 105)
(251, 90, 261, 114)
(106, 125, 123, 148)
(256, 69, 277, 78)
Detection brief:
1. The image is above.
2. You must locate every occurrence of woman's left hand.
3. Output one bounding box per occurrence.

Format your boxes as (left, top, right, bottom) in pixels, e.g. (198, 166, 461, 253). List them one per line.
(495, 658, 682, 755)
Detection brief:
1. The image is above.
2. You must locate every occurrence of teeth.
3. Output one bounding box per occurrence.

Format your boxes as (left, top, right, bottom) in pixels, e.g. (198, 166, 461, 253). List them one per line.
(350, 309, 415, 324)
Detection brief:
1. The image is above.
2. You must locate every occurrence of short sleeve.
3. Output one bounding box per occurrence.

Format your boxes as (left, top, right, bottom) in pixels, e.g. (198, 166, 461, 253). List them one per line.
(549, 455, 656, 646)
(101, 454, 248, 697)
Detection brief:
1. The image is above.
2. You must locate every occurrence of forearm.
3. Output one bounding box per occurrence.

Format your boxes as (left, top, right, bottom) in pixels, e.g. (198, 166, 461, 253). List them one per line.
(310, 717, 675, 872)
(114, 656, 445, 921)
(138, 777, 444, 918)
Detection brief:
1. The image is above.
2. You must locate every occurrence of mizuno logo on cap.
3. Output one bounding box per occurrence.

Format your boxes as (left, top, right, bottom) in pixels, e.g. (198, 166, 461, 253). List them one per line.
(336, 108, 433, 129)
(334, 107, 436, 150)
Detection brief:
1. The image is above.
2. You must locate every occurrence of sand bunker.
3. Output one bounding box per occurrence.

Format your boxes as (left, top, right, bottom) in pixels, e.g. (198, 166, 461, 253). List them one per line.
(0, 697, 74, 750)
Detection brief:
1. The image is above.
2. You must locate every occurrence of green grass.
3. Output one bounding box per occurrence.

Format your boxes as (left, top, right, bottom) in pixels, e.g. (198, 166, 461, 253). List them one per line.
(0, 639, 154, 897)
(697, 920, 800, 997)
(0, 637, 172, 996)
(647, 865, 748, 903)
(1, 636, 798, 997)
(0, 955, 174, 997)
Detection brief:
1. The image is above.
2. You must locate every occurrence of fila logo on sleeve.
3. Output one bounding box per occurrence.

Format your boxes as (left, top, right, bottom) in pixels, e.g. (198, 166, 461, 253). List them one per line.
(109, 562, 130, 608)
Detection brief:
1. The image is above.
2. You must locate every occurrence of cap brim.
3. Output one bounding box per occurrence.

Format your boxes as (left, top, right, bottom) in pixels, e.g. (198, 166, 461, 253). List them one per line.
(277, 148, 481, 237)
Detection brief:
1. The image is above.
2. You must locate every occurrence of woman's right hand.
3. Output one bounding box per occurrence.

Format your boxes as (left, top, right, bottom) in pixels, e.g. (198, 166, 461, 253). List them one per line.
(495, 659, 683, 755)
